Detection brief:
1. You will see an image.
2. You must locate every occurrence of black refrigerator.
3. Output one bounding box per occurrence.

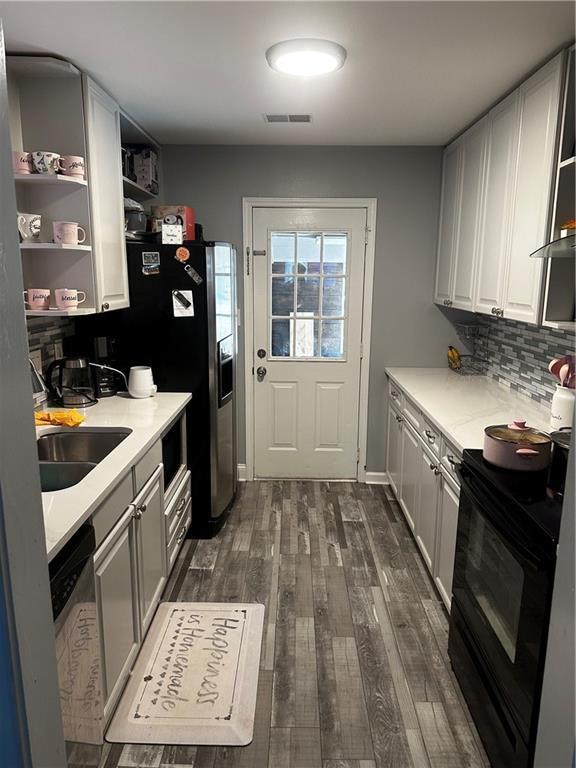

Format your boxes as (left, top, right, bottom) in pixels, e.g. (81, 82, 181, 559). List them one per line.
(87, 240, 237, 537)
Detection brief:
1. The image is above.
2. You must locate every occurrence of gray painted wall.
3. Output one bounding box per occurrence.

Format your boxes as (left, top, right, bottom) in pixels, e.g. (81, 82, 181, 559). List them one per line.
(163, 145, 462, 470)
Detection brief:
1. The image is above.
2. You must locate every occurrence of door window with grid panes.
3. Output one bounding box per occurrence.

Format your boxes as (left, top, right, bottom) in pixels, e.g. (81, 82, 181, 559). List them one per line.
(270, 232, 347, 359)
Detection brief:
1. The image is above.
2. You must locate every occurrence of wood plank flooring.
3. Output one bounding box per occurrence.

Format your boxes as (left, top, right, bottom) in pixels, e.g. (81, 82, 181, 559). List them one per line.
(100, 481, 489, 768)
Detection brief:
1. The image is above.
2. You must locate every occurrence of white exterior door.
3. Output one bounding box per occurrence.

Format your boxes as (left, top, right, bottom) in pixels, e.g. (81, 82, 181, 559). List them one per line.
(252, 207, 367, 479)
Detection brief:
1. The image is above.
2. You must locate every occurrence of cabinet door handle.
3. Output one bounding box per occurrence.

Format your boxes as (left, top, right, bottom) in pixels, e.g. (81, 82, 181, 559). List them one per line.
(133, 508, 142, 520)
(395, 415, 404, 423)
(175, 498, 187, 518)
(425, 429, 435, 443)
(176, 523, 187, 545)
(447, 454, 458, 467)
(390, 390, 399, 399)
(139, 503, 147, 514)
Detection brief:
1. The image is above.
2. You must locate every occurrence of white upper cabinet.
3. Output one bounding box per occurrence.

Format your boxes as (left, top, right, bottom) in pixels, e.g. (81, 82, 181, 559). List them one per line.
(83, 76, 129, 312)
(503, 55, 563, 323)
(452, 118, 487, 311)
(475, 92, 520, 316)
(435, 51, 565, 324)
(434, 142, 461, 306)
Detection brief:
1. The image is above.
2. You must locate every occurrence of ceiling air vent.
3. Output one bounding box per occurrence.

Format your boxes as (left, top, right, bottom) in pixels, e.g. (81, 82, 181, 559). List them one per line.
(264, 114, 312, 123)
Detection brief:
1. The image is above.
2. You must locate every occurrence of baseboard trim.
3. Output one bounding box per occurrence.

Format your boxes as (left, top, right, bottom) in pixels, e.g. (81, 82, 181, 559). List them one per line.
(237, 464, 247, 482)
(364, 471, 388, 485)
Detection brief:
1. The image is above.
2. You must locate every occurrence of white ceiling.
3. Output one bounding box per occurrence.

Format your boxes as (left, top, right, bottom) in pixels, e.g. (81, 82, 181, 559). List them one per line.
(1, 1, 574, 145)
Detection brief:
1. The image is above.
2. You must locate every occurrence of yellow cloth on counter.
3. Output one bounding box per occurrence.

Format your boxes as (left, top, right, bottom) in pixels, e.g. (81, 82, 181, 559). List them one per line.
(34, 409, 85, 428)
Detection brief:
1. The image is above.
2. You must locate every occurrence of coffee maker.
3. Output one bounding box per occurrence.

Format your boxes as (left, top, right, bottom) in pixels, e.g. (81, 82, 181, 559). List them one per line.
(64, 335, 121, 398)
(45, 357, 98, 408)
(91, 336, 121, 397)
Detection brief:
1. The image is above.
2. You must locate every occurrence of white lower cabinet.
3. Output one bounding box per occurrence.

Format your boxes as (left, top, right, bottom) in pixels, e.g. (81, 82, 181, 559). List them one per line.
(94, 461, 167, 723)
(134, 465, 167, 637)
(415, 446, 440, 572)
(94, 504, 140, 722)
(434, 472, 460, 610)
(398, 420, 420, 532)
(386, 404, 403, 497)
(385, 380, 461, 612)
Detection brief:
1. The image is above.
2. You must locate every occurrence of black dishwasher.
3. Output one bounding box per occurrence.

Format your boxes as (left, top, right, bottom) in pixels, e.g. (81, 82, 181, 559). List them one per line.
(50, 524, 104, 767)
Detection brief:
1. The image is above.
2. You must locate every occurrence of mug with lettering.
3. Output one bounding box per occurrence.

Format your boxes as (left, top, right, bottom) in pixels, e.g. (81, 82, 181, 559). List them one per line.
(17, 212, 42, 242)
(58, 155, 85, 179)
(55, 288, 86, 310)
(31, 151, 61, 174)
(53, 221, 87, 245)
(12, 151, 33, 175)
(23, 288, 50, 310)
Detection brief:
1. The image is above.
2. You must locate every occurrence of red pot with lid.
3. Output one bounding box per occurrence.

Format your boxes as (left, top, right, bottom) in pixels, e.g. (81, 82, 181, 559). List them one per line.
(483, 419, 552, 472)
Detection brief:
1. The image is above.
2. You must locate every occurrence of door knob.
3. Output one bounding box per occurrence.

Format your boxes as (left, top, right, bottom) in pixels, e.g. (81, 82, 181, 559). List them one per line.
(256, 366, 267, 382)
(257, 348, 266, 359)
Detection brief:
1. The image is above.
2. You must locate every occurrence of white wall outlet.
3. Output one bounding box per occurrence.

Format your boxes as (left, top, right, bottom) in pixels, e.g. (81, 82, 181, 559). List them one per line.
(53, 340, 63, 359)
(29, 349, 42, 373)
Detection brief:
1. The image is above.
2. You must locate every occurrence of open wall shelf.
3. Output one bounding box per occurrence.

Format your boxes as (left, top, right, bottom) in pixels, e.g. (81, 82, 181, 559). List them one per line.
(14, 173, 87, 187)
(20, 243, 92, 252)
(25, 308, 96, 317)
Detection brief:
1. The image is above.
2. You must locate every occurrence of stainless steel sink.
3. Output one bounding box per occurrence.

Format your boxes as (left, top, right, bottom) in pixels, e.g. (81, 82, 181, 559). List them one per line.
(39, 461, 97, 492)
(37, 427, 132, 464)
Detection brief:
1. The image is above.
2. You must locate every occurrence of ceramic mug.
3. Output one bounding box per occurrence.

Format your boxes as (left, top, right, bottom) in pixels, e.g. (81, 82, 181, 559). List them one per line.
(12, 151, 33, 175)
(58, 155, 85, 178)
(17, 212, 42, 241)
(54, 288, 87, 310)
(23, 288, 50, 310)
(53, 221, 86, 245)
(128, 366, 157, 398)
(31, 151, 61, 174)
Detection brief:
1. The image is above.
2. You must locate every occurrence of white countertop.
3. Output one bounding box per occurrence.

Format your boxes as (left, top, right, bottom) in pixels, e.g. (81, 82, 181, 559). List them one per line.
(39, 393, 191, 562)
(385, 368, 551, 452)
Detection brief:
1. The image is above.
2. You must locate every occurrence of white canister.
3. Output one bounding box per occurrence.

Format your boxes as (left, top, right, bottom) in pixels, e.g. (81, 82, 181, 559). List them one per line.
(128, 366, 157, 398)
(550, 385, 574, 430)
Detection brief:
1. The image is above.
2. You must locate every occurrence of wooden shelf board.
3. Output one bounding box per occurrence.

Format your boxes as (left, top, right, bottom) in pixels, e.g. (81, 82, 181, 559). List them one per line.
(25, 308, 96, 317)
(20, 243, 92, 252)
(13, 173, 87, 187)
(122, 176, 158, 202)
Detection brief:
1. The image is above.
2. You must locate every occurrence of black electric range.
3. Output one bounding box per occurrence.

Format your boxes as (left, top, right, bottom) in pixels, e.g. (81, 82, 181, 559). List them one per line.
(449, 450, 563, 768)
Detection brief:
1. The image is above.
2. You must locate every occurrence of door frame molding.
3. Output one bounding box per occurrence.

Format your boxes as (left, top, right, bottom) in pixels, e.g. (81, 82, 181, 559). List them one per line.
(242, 197, 377, 482)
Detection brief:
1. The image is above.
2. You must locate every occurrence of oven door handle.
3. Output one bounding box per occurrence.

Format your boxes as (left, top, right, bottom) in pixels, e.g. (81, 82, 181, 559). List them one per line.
(458, 470, 550, 572)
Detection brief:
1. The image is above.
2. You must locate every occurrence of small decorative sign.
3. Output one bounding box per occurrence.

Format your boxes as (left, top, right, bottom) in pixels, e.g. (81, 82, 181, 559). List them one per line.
(172, 289, 194, 318)
(162, 224, 183, 245)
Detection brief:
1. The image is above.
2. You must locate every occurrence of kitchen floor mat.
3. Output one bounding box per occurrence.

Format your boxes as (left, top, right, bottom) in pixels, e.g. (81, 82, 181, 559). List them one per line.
(106, 602, 265, 746)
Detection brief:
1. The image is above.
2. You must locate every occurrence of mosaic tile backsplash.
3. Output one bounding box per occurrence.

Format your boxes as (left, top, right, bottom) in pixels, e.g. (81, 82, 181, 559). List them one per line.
(478, 317, 575, 404)
(27, 317, 75, 375)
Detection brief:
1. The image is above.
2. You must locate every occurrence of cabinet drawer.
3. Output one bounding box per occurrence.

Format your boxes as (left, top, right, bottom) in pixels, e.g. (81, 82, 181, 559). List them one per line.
(167, 501, 191, 571)
(133, 439, 162, 495)
(421, 418, 441, 457)
(92, 471, 133, 547)
(165, 470, 191, 542)
(403, 397, 422, 431)
(388, 380, 404, 410)
(440, 439, 462, 484)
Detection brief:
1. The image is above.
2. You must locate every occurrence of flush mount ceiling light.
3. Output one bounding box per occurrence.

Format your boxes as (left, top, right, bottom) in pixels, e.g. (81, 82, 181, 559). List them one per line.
(266, 39, 347, 76)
